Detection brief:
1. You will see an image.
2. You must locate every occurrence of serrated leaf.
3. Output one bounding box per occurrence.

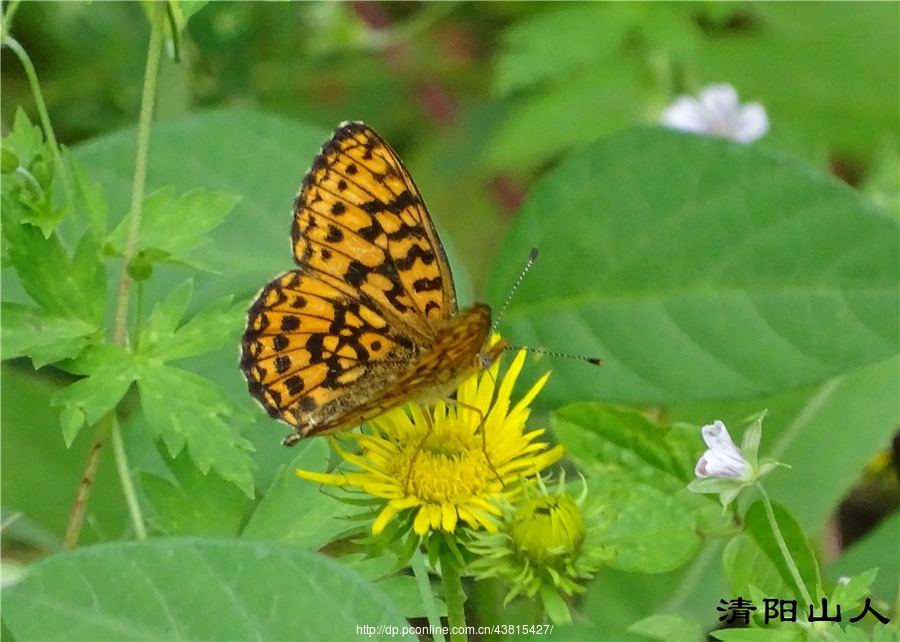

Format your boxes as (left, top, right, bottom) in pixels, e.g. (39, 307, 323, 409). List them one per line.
(140, 449, 246, 537)
(142, 279, 193, 340)
(2, 206, 107, 324)
(50, 348, 139, 446)
(136, 362, 255, 496)
(744, 501, 821, 603)
(489, 128, 899, 408)
(1, 302, 97, 367)
(66, 151, 108, 238)
(2, 538, 414, 642)
(139, 281, 247, 362)
(4, 108, 46, 169)
(108, 186, 240, 265)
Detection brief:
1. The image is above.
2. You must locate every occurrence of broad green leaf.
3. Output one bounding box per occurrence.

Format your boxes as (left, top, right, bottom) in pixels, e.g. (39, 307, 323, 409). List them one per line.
(1, 302, 97, 367)
(744, 501, 821, 603)
(108, 186, 241, 267)
(242, 438, 353, 549)
(552, 404, 707, 573)
(2, 538, 414, 642)
(136, 362, 255, 496)
(489, 128, 899, 408)
(553, 403, 701, 486)
(139, 449, 246, 537)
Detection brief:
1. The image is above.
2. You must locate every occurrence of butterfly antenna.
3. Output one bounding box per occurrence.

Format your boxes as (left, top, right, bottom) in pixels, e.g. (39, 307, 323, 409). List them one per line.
(491, 247, 539, 334)
(505, 345, 603, 366)
(491, 247, 603, 366)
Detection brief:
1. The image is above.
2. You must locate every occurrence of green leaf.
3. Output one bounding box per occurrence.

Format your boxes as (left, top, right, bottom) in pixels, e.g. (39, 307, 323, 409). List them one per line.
(722, 534, 789, 606)
(139, 449, 247, 537)
(139, 280, 248, 363)
(242, 439, 355, 549)
(553, 403, 701, 486)
(50, 345, 139, 446)
(142, 279, 193, 342)
(108, 186, 240, 268)
(136, 362, 256, 496)
(1, 302, 97, 367)
(3, 108, 46, 169)
(2, 538, 414, 641)
(2, 205, 107, 324)
(628, 614, 703, 642)
(489, 128, 899, 408)
(494, 4, 635, 96)
(66, 152, 109, 238)
(744, 501, 821, 603)
(552, 404, 707, 573)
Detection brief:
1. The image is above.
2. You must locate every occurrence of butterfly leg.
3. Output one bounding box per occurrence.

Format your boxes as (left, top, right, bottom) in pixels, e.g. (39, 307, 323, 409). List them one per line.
(404, 411, 434, 493)
(444, 398, 504, 486)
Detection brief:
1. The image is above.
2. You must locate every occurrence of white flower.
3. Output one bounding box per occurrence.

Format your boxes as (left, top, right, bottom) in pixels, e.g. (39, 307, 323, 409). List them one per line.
(661, 83, 769, 143)
(687, 413, 786, 509)
(694, 420, 752, 480)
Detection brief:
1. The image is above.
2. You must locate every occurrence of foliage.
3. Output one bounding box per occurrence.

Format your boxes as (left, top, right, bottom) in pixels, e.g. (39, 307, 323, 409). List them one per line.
(2, 2, 897, 641)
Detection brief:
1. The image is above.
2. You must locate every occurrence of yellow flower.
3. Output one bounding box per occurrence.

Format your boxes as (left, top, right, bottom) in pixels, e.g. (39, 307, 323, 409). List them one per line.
(467, 474, 616, 624)
(296, 344, 564, 537)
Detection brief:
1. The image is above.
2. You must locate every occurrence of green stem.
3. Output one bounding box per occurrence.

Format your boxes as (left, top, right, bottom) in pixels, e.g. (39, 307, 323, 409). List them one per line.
(63, 2, 167, 548)
(411, 546, 444, 634)
(756, 484, 813, 606)
(2, 33, 72, 201)
(111, 417, 146, 540)
(1, 0, 23, 38)
(441, 547, 467, 642)
(114, 0, 165, 345)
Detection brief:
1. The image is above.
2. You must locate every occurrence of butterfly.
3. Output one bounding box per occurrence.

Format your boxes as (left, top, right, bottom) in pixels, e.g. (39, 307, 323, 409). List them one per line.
(240, 122, 506, 446)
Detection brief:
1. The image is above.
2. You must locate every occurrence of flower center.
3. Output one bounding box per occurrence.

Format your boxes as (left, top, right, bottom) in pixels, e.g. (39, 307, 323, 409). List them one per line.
(394, 427, 495, 502)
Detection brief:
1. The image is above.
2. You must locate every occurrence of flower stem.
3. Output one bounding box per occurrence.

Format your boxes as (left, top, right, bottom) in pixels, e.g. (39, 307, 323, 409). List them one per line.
(411, 546, 443, 633)
(757, 484, 813, 606)
(441, 547, 468, 642)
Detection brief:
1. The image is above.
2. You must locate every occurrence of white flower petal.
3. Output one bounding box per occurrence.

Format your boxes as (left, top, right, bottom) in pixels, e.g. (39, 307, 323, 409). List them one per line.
(698, 84, 740, 116)
(695, 420, 752, 480)
(661, 97, 707, 133)
(732, 103, 769, 143)
(660, 83, 768, 143)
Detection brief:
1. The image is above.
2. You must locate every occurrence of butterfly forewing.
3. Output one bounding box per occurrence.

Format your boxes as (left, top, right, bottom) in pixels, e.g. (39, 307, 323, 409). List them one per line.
(291, 123, 457, 335)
